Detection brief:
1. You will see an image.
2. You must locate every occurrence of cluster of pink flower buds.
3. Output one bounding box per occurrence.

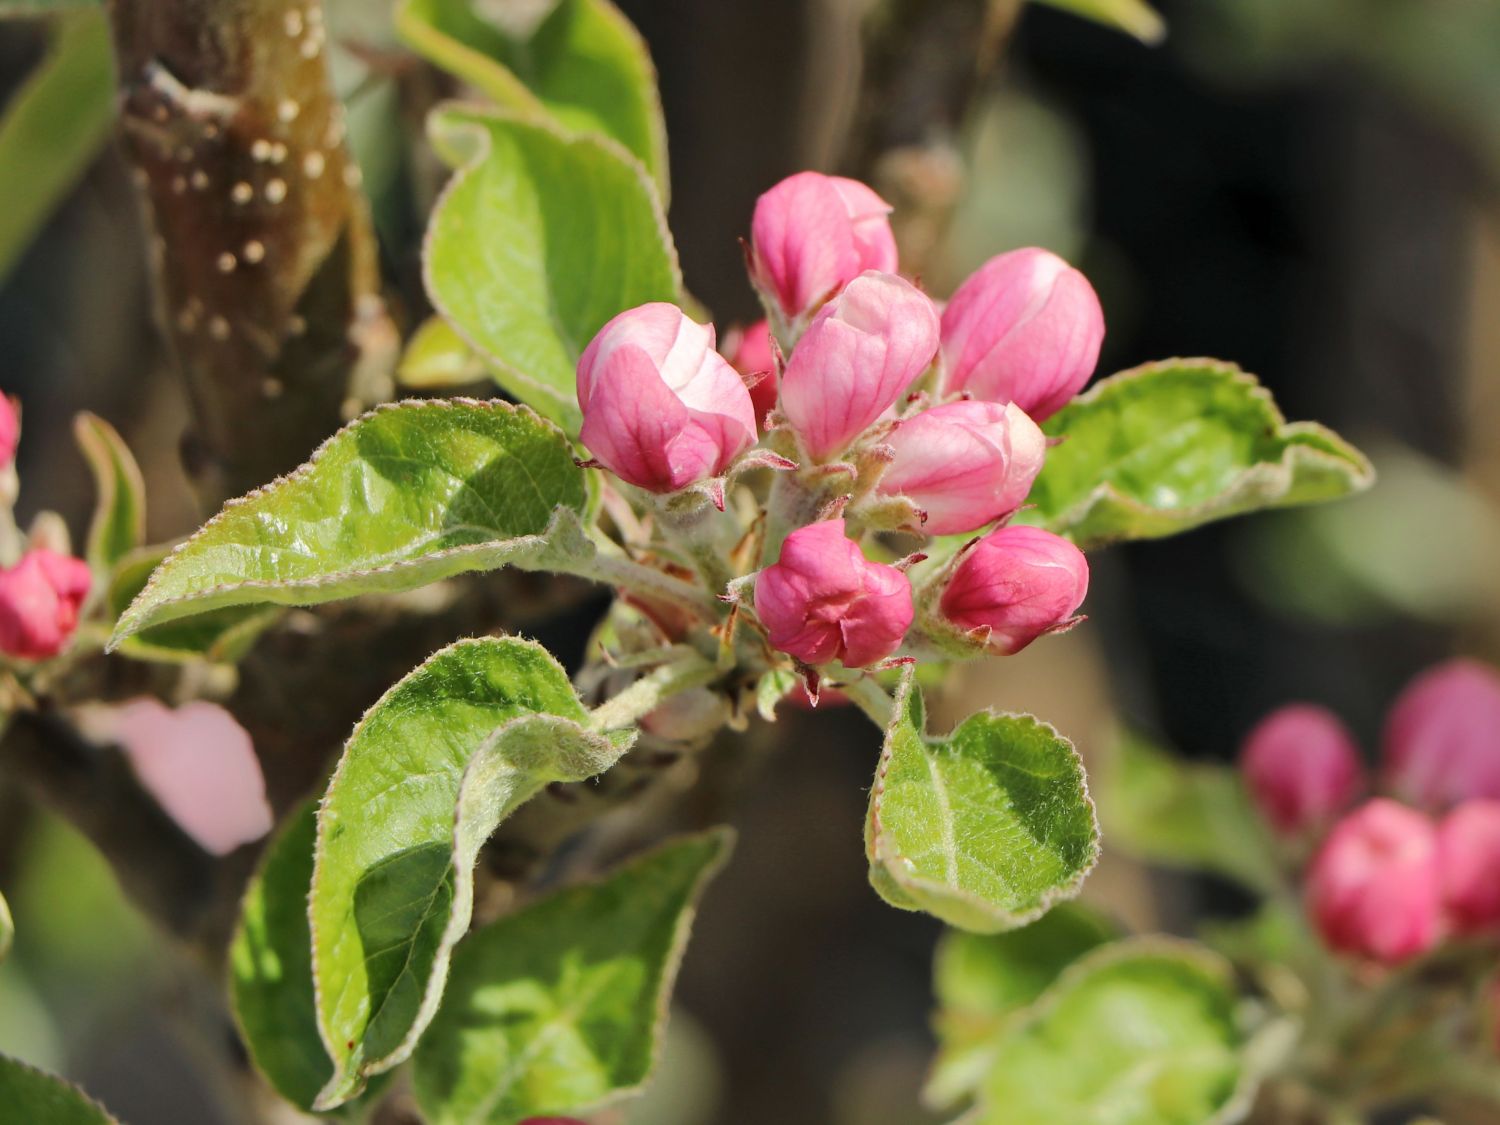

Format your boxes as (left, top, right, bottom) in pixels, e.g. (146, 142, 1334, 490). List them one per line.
(573, 170, 1107, 673)
(1241, 660, 1500, 965)
(0, 394, 92, 663)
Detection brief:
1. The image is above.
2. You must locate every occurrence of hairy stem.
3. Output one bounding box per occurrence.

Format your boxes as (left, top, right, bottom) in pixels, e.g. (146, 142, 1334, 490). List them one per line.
(842, 674, 895, 728)
(588, 652, 722, 733)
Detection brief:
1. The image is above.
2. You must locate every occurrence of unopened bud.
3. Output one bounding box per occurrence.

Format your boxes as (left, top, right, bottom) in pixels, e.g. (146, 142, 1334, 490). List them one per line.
(0, 548, 91, 661)
(939, 247, 1105, 421)
(779, 272, 939, 462)
(753, 519, 912, 668)
(1437, 799, 1500, 936)
(877, 400, 1045, 535)
(1305, 799, 1441, 966)
(934, 526, 1088, 656)
(1239, 704, 1364, 836)
(1383, 659, 1500, 809)
(577, 303, 756, 493)
(748, 172, 898, 327)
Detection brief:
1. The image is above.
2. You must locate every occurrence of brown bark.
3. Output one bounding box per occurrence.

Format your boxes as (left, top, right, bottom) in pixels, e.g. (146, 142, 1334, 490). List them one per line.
(106, 0, 395, 505)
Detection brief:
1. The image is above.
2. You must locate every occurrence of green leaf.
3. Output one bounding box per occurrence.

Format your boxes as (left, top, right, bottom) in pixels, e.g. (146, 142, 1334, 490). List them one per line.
(1099, 732, 1279, 893)
(0, 889, 12, 962)
(927, 905, 1116, 1109)
(105, 547, 281, 665)
(107, 399, 592, 644)
(974, 939, 1249, 1125)
(73, 413, 145, 574)
(0, 12, 114, 283)
(1023, 360, 1374, 550)
(1030, 0, 1165, 44)
(413, 829, 733, 1125)
(865, 670, 1099, 933)
(310, 636, 633, 1108)
(0, 1055, 116, 1124)
(398, 0, 668, 195)
(230, 802, 333, 1112)
(424, 106, 681, 433)
(398, 315, 486, 390)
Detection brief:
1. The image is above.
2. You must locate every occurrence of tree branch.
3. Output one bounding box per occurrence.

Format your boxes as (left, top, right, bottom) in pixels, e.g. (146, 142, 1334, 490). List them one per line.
(106, 0, 396, 505)
(0, 709, 252, 952)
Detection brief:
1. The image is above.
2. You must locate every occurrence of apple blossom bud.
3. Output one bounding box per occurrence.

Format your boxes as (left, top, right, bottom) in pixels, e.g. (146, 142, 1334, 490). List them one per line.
(749, 172, 898, 323)
(1305, 799, 1441, 966)
(754, 519, 913, 668)
(877, 401, 1045, 535)
(727, 318, 779, 429)
(780, 272, 940, 462)
(1383, 659, 1500, 809)
(641, 687, 728, 744)
(1437, 800, 1500, 935)
(936, 526, 1088, 655)
(0, 548, 91, 661)
(0, 395, 18, 469)
(1239, 704, 1365, 836)
(0, 396, 19, 508)
(77, 698, 273, 857)
(577, 303, 756, 493)
(940, 247, 1105, 421)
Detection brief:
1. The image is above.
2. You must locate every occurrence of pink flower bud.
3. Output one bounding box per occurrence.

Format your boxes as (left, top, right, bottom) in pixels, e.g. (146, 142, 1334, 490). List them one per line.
(0, 395, 18, 468)
(939, 248, 1105, 421)
(937, 526, 1088, 655)
(877, 400, 1045, 535)
(78, 698, 273, 857)
(1383, 660, 1500, 809)
(0, 548, 91, 661)
(727, 318, 779, 429)
(577, 303, 756, 493)
(754, 519, 913, 668)
(1305, 799, 1442, 965)
(1239, 704, 1365, 836)
(749, 172, 898, 321)
(779, 272, 940, 462)
(1437, 800, 1500, 935)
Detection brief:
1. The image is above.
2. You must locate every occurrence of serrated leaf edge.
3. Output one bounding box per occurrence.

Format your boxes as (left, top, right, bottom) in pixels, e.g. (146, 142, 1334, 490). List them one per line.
(416, 826, 735, 1124)
(107, 398, 584, 646)
(866, 669, 1102, 932)
(0, 1053, 120, 1123)
(307, 635, 617, 1108)
(1044, 358, 1375, 549)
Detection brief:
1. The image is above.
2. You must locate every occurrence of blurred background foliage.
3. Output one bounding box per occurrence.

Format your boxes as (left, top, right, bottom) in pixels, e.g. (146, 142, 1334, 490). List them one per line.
(1, 0, 1498, 1121)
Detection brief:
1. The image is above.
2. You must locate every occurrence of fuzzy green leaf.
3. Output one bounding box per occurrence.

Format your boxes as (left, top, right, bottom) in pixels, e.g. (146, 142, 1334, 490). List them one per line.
(974, 940, 1250, 1125)
(74, 413, 145, 574)
(1030, 0, 1165, 43)
(1025, 360, 1374, 550)
(927, 905, 1116, 1109)
(0, 1055, 116, 1124)
(0, 12, 114, 282)
(107, 399, 591, 644)
(865, 671, 1099, 933)
(310, 637, 633, 1108)
(230, 802, 332, 1111)
(413, 829, 732, 1125)
(424, 107, 680, 432)
(398, 0, 667, 194)
(105, 546, 280, 664)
